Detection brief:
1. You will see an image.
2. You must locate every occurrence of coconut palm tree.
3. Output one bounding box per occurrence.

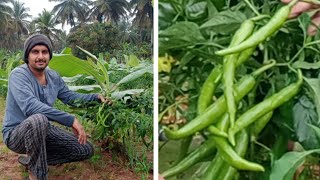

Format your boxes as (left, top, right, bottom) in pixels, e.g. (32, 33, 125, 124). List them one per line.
(117, 19, 139, 44)
(49, 0, 91, 27)
(130, 0, 152, 29)
(130, 0, 153, 42)
(7, 0, 31, 38)
(33, 9, 62, 43)
(90, 0, 129, 24)
(0, 0, 10, 31)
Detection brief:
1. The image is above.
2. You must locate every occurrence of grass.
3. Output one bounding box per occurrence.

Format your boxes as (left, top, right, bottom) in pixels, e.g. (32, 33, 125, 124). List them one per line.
(0, 146, 9, 154)
(0, 98, 4, 144)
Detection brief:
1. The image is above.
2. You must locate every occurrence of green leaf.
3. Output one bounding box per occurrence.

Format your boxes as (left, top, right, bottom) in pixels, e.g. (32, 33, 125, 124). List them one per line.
(304, 78, 320, 123)
(307, 123, 320, 142)
(117, 65, 153, 85)
(0, 69, 7, 78)
(298, 13, 311, 42)
(185, 1, 207, 20)
(293, 95, 320, 150)
(159, 22, 205, 51)
(61, 75, 83, 83)
(0, 78, 8, 85)
(200, 10, 246, 34)
(178, 51, 196, 68)
(111, 89, 145, 99)
(49, 54, 105, 89)
(270, 149, 320, 180)
(206, 0, 218, 19)
(127, 54, 140, 67)
(77, 46, 98, 61)
(60, 47, 72, 55)
(159, 1, 178, 30)
(68, 85, 101, 93)
(211, 0, 225, 11)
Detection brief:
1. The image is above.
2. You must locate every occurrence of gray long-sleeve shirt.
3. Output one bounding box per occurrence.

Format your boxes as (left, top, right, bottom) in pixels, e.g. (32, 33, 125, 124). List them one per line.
(2, 64, 99, 143)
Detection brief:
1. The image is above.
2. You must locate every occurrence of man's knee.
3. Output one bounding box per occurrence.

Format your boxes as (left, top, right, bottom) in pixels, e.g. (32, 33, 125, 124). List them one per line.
(26, 114, 49, 130)
(84, 142, 94, 159)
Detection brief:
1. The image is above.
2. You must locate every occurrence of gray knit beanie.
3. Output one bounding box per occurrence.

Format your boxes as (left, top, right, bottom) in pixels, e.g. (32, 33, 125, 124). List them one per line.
(23, 34, 53, 63)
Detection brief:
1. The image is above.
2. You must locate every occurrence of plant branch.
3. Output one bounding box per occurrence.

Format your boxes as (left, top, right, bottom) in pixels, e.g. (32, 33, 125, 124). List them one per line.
(243, 0, 260, 16)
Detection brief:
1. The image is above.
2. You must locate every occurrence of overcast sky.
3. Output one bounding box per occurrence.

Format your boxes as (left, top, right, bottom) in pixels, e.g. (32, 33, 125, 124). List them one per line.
(20, 0, 56, 19)
(19, 0, 71, 32)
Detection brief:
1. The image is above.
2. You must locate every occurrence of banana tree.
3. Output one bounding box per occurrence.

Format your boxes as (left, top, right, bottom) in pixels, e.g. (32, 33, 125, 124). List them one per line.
(49, 47, 153, 99)
(0, 52, 21, 87)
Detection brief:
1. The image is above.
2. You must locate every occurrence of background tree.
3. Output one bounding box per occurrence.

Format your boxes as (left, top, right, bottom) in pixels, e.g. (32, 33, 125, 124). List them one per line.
(0, 0, 10, 31)
(32, 9, 62, 43)
(130, 0, 153, 42)
(49, 0, 91, 27)
(67, 22, 121, 59)
(7, 0, 31, 38)
(90, 0, 129, 24)
(0, 0, 153, 55)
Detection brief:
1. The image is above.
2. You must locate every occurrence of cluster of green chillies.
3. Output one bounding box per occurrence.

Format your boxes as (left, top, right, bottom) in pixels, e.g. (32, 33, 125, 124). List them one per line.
(161, 0, 304, 179)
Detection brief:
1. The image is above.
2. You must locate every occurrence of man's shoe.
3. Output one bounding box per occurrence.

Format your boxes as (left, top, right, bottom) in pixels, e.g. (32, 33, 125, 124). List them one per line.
(18, 155, 30, 166)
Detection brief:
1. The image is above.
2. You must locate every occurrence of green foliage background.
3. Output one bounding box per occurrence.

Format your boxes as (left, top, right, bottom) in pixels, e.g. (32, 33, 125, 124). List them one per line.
(159, 0, 320, 179)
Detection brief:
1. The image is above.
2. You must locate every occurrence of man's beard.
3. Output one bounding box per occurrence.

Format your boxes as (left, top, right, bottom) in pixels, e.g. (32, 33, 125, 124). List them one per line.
(34, 66, 47, 72)
(34, 60, 48, 72)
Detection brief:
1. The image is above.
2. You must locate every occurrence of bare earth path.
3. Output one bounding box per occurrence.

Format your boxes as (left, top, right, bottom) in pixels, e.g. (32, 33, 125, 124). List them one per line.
(0, 98, 148, 180)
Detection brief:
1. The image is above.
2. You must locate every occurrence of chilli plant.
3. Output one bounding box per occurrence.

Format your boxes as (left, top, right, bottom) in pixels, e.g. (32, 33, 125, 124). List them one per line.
(49, 47, 153, 177)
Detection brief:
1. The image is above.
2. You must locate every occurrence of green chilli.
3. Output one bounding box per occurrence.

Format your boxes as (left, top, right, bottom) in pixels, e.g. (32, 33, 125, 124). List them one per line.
(161, 138, 216, 178)
(163, 61, 276, 139)
(223, 18, 254, 129)
(228, 69, 303, 146)
(216, 0, 299, 56)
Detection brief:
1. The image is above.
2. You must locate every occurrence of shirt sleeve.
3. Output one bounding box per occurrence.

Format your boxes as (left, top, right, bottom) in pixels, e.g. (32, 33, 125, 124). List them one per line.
(9, 70, 75, 127)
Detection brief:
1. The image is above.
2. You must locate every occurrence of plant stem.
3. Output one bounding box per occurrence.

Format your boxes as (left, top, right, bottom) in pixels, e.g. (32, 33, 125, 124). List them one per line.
(194, 42, 225, 49)
(254, 140, 271, 152)
(243, 0, 260, 16)
(289, 40, 320, 63)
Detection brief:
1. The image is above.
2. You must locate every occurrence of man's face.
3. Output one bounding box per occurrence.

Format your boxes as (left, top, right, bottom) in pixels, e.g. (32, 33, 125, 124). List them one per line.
(27, 45, 50, 72)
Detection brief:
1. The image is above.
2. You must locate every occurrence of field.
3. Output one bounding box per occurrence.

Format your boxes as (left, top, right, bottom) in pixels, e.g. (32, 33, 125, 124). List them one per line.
(0, 98, 152, 180)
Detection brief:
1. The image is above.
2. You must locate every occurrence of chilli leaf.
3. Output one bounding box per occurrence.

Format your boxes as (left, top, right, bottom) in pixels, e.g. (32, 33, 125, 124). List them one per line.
(200, 10, 247, 34)
(185, 1, 207, 20)
(159, 1, 178, 30)
(270, 149, 320, 180)
(159, 21, 205, 51)
(308, 123, 320, 142)
(293, 95, 320, 150)
(304, 77, 320, 123)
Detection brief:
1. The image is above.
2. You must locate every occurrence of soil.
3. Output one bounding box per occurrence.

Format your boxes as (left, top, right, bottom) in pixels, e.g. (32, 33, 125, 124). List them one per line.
(0, 98, 153, 180)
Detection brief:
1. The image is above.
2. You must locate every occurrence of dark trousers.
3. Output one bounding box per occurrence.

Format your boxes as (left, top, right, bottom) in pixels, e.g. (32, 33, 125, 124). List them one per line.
(5, 114, 94, 180)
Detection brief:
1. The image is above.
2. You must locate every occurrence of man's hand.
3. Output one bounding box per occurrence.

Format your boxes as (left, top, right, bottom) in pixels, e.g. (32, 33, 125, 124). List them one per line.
(97, 94, 113, 105)
(72, 118, 87, 145)
(282, 0, 320, 35)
